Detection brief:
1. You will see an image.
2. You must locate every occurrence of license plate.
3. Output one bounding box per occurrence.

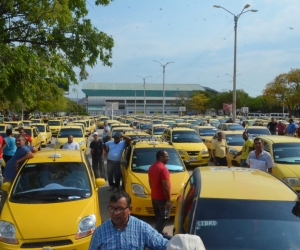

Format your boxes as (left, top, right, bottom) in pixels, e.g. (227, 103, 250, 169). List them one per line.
(190, 157, 198, 161)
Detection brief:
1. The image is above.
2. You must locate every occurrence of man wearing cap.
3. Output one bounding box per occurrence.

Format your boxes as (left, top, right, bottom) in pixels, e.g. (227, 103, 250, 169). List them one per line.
(103, 132, 131, 191)
(18, 126, 32, 145)
(62, 135, 80, 150)
(90, 132, 104, 178)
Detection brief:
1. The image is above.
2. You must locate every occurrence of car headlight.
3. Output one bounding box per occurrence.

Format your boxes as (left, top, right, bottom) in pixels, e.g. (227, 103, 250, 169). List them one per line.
(75, 214, 96, 240)
(177, 150, 185, 155)
(202, 149, 208, 154)
(228, 147, 238, 155)
(283, 178, 300, 187)
(0, 221, 18, 244)
(132, 184, 146, 198)
(79, 140, 85, 146)
(41, 135, 45, 138)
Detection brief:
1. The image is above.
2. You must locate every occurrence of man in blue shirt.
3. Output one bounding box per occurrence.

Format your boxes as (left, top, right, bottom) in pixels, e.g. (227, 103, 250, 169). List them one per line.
(286, 119, 297, 136)
(0, 134, 37, 214)
(88, 191, 168, 250)
(104, 133, 131, 191)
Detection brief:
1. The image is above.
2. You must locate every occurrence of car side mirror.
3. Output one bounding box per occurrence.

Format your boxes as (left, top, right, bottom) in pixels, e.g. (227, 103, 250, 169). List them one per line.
(1, 182, 12, 192)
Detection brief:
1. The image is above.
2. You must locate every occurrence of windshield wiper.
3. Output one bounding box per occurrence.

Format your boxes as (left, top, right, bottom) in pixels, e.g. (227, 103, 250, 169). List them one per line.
(168, 169, 184, 172)
(275, 160, 299, 164)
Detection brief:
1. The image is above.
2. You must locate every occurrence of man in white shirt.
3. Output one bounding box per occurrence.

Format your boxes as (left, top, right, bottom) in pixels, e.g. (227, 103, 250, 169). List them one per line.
(102, 121, 110, 143)
(246, 138, 274, 173)
(62, 135, 80, 150)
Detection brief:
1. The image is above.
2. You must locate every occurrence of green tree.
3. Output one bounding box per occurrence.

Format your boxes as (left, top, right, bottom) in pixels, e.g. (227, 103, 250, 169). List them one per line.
(0, 0, 114, 108)
(263, 69, 300, 116)
(190, 94, 209, 114)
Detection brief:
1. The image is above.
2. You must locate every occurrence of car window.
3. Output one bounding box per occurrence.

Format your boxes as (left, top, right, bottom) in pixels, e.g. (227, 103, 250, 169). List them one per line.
(181, 175, 195, 233)
(228, 125, 244, 130)
(58, 129, 83, 138)
(192, 199, 300, 250)
(172, 131, 201, 143)
(153, 127, 167, 135)
(36, 125, 45, 132)
(131, 148, 184, 172)
(198, 128, 217, 136)
(11, 162, 91, 202)
(273, 143, 300, 164)
(24, 129, 33, 137)
(247, 128, 270, 135)
(48, 121, 61, 126)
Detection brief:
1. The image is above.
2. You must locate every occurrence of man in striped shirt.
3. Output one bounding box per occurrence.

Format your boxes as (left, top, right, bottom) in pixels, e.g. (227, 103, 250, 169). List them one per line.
(89, 191, 168, 250)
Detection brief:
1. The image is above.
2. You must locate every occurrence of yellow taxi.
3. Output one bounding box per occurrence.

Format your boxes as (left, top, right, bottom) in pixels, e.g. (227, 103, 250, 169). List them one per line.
(172, 123, 194, 129)
(120, 140, 189, 216)
(22, 120, 32, 126)
(84, 119, 96, 135)
(151, 119, 163, 125)
(136, 122, 152, 131)
(193, 125, 218, 149)
(4, 121, 24, 129)
(54, 125, 87, 152)
(0, 150, 105, 249)
(32, 123, 52, 146)
(217, 122, 245, 131)
(109, 126, 134, 139)
(256, 136, 300, 192)
(17, 126, 42, 150)
(147, 124, 169, 138)
(161, 127, 209, 166)
(123, 130, 153, 140)
(31, 118, 44, 124)
(173, 166, 300, 248)
(47, 119, 63, 137)
(0, 124, 13, 136)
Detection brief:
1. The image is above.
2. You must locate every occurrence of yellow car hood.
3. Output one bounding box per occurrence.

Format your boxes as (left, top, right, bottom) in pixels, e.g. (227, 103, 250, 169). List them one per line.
(6, 198, 97, 239)
(275, 163, 300, 177)
(130, 171, 189, 195)
(173, 142, 206, 150)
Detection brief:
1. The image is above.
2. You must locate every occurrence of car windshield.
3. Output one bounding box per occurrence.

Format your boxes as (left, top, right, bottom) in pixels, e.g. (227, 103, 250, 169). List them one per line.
(48, 121, 60, 126)
(140, 124, 151, 129)
(273, 143, 300, 164)
(0, 125, 6, 131)
(164, 121, 176, 126)
(152, 120, 162, 124)
(247, 128, 270, 135)
(153, 127, 167, 135)
(24, 129, 33, 137)
(225, 135, 254, 146)
(23, 121, 31, 126)
(31, 119, 40, 123)
(228, 125, 244, 130)
(112, 129, 134, 137)
(132, 121, 139, 126)
(172, 131, 201, 143)
(191, 198, 300, 250)
(131, 148, 184, 172)
(74, 122, 86, 128)
(58, 129, 83, 138)
(125, 119, 133, 124)
(10, 162, 91, 203)
(198, 128, 218, 136)
(36, 125, 45, 132)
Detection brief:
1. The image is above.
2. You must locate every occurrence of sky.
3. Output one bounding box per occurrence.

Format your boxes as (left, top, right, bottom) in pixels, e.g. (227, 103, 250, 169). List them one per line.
(69, 0, 300, 99)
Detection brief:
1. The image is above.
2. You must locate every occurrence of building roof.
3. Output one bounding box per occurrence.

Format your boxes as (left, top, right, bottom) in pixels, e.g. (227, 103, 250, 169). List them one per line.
(82, 82, 206, 91)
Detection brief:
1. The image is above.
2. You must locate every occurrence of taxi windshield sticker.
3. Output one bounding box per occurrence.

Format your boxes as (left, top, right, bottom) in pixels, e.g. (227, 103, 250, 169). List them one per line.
(210, 167, 255, 172)
(196, 220, 218, 230)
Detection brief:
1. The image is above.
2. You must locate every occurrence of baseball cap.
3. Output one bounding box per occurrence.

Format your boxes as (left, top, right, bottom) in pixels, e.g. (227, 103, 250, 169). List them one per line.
(166, 234, 206, 250)
(92, 132, 98, 136)
(113, 132, 121, 138)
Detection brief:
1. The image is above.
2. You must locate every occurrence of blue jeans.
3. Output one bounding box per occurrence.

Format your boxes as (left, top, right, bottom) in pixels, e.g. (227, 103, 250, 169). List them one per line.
(240, 159, 247, 167)
(107, 159, 121, 188)
(152, 198, 168, 234)
(270, 131, 276, 135)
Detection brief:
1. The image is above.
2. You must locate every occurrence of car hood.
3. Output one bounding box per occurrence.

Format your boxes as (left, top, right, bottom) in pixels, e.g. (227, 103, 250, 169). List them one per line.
(275, 163, 300, 177)
(4, 198, 98, 239)
(130, 171, 189, 195)
(172, 142, 206, 150)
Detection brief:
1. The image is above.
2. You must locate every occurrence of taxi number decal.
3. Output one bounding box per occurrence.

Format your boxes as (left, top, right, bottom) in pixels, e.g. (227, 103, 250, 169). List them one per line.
(196, 220, 218, 230)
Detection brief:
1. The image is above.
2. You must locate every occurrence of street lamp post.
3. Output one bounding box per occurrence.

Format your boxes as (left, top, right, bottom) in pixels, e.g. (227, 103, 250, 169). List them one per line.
(153, 60, 174, 116)
(214, 4, 257, 122)
(137, 75, 152, 116)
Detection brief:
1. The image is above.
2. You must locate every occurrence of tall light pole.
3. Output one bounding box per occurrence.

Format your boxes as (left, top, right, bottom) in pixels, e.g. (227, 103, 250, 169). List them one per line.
(214, 4, 257, 122)
(72, 88, 78, 114)
(137, 75, 152, 116)
(153, 60, 174, 116)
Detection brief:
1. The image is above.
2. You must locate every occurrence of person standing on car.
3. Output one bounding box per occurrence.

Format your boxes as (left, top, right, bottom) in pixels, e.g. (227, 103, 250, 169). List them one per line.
(267, 117, 277, 135)
(276, 120, 286, 136)
(233, 132, 254, 167)
(102, 121, 110, 143)
(212, 132, 228, 166)
(104, 132, 131, 191)
(246, 138, 274, 173)
(0, 134, 37, 214)
(148, 150, 172, 235)
(90, 132, 104, 179)
(62, 135, 80, 150)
